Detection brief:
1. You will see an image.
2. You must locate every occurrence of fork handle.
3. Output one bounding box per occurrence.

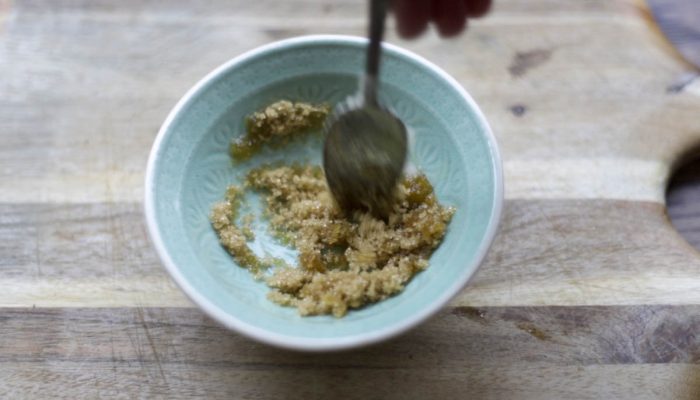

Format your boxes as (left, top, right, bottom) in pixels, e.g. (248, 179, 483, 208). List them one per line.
(364, 0, 387, 107)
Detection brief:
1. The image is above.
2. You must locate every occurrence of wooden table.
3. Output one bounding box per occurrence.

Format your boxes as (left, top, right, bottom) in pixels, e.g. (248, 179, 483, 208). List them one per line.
(2, 0, 700, 398)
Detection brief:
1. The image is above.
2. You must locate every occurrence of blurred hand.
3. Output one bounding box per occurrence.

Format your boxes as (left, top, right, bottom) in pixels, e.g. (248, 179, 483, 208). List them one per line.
(392, 0, 492, 38)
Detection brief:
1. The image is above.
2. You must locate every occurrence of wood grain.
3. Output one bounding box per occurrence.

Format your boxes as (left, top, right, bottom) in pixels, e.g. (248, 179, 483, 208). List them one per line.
(5, 361, 697, 399)
(2, 199, 699, 307)
(1, 307, 699, 399)
(2, 0, 700, 397)
(3, 306, 700, 365)
(1, 0, 699, 204)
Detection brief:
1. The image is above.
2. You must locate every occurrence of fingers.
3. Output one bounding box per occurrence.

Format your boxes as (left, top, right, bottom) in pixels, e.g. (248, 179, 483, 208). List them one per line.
(464, 0, 492, 17)
(393, 0, 431, 38)
(392, 0, 492, 39)
(431, 0, 467, 37)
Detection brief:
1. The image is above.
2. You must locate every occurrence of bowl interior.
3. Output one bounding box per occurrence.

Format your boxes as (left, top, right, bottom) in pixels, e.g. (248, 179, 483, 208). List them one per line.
(148, 36, 500, 348)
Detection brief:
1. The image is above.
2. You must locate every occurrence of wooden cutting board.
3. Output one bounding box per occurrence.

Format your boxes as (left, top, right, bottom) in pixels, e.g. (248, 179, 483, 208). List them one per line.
(1, 0, 700, 398)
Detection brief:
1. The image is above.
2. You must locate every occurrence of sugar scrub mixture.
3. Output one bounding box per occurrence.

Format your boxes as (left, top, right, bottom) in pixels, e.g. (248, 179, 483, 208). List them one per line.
(210, 100, 454, 317)
(230, 100, 330, 161)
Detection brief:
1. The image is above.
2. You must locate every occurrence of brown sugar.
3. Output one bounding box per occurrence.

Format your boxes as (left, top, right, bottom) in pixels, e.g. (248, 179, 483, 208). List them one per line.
(210, 100, 454, 317)
(230, 100, 330, 160)
(211, 164, 453, 317)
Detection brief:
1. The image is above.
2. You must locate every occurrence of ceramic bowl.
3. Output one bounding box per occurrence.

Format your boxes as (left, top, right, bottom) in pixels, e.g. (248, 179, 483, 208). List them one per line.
(145, 35, 502, 351)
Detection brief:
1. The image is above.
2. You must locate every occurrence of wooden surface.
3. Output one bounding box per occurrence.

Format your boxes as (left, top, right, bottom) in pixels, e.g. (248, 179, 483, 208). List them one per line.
(2, 0, 700, 398)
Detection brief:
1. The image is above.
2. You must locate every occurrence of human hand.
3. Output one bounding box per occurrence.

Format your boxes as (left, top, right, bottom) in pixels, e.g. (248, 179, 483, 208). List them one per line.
(392, 0, 492, 38)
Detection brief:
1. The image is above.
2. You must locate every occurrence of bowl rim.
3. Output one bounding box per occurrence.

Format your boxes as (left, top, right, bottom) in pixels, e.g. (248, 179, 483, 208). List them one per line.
(144, 34, 503, 352)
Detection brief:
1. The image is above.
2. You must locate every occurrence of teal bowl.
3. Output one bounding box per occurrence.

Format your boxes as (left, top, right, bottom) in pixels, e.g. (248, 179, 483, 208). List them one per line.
(145, 35, 502, 351)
